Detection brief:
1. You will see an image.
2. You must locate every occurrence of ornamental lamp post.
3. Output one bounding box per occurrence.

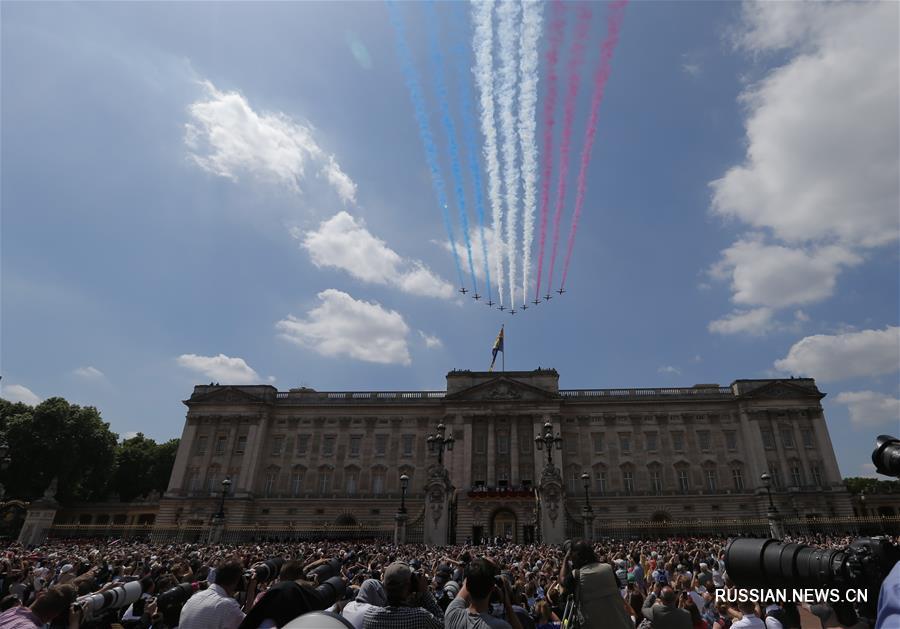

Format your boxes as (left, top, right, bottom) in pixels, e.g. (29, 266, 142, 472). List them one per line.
(534, 421, 563, 467)
(427, 423, 455, 466)
(581, 472, 594, 541)
(399, 474, 409, 515)
(394, 473, 410, 545)
(760, 472, 783, 539)
(215, 477, 231, 521)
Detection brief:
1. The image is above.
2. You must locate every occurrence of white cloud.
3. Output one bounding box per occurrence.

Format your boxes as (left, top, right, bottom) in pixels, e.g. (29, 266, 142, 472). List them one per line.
(682, 63, 701, 77)
(176, 353, 261, 384)
(658, 365, 681, 376)
(708, 307, 774, 336)
(774, 326, 900, 382)
(712, 2, 898, 248)
(276, 289, 412, 365)
(299, 212, 455, 299)
(418, 331, 443, 350)
(439, 225, 501, 285)
(123, 431, 139, 440)
(185, 80, 356, 203)
(835, 391, 900, 428)
(710, 237, 861, 308)
(73, 366, 105, 380)
(1, 384, 41, 405)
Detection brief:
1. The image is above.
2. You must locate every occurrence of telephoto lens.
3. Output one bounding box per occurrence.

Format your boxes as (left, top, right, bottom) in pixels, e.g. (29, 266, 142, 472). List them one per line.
(873, 435, 900, 478)
(725, 538, 845, 589)
(249, 558, 285, 582)
(308, 558, 342, 583)
(76, 579, 144, 620)
(157, 581, 207, 626)
(315, 576, 347, 608)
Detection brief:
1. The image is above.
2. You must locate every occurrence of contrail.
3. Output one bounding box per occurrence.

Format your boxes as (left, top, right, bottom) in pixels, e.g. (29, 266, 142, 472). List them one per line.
(518, 0, 543, 306)
(545, 3, 592, 295)
(454, 3, 492, 302)
(472, 0, 505, 307)
(534, 0, 565, 301)
(561, 0, 628, 290)
(426, 1, 478, 294)
(497, 0, 521, 308)
(387, 2, 465, 289)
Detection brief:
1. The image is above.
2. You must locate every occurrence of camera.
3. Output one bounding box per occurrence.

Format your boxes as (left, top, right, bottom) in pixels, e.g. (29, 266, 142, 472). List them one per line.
(308, 558, 343, 583)
(75, 579, 144, 621)
(872, 434, 900, 478)
(156, 581, 207, 626)
(246, 558, 285, 582)
(725, 536, 900, 626)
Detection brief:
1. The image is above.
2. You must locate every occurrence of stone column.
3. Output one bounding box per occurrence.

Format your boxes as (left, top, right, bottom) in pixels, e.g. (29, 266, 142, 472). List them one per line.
(538, 463, 565, 545)
(582, 506, 594, 542)
(424, 465, 453, 546)
(487, 417, 496, 486)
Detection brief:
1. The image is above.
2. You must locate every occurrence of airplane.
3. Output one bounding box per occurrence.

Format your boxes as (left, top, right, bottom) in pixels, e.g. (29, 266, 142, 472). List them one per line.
(521, 304, 528, 311)
(472, 293, 481, 301)
(498, 305, 506, 311)
(532, 299, 540, 305)
(545, 293, 553, 301)
(557, 288, 566, 295)
(486, 300, 495, 307)
(459, 287, 468, 295)
(510, 309, 516, 315)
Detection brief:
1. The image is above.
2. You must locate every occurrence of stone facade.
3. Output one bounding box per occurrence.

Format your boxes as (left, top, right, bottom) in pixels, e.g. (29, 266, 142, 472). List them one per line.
(157, 369, 852, 543)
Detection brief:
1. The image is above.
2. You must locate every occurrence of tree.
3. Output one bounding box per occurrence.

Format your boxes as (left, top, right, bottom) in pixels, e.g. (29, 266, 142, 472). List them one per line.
(0, 397, 118, 502)
(844, 477, 900, 495)
(110, 433, 179, 501)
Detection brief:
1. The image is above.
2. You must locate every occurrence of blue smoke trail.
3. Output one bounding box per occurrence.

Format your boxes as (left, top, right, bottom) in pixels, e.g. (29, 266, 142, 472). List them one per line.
(387, 1, 465, 289)
(453, 2, 492, 303)
(425, 1, 478, 295)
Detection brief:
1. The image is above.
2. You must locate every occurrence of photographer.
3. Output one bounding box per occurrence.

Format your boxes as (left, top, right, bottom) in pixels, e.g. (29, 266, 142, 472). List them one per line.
(362, 561, 442, 629)
(559, 540, 632, 629)
(178, 561, 245, 629)
(342, 579, 387, 629)
(641, 586, 691, 629)
(0, 583, 77, 629)
(444, 558, 522, 629)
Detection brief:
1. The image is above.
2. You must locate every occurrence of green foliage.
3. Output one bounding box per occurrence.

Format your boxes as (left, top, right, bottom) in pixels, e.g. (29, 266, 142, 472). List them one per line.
(0, 396, 179, 504)
(844, 476, 900, 495)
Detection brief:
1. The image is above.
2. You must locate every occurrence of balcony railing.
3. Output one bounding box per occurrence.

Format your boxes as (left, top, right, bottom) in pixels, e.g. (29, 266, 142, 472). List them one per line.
(559, 387, 733, 399)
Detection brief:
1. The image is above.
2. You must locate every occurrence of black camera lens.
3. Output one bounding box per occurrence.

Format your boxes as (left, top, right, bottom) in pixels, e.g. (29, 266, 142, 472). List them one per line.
(873, 435, 900, 478)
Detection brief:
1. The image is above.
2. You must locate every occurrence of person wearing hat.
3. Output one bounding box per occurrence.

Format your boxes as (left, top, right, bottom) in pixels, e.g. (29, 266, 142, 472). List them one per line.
(559, 541, 632, 629)
(362, 562, 442, 629)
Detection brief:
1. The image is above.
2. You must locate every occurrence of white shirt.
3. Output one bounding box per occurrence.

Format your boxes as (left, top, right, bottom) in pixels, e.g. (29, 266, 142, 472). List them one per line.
(764, 605, 783, 629)
(178, 584, 245, 629)
(343, 600, 380, 629)
(732, 613, 766, 629)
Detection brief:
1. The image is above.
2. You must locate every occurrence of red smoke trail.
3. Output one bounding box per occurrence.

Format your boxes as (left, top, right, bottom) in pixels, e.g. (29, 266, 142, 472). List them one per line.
(533, 0, 565, 301)
(560, 0, 628, 291)
(545, 3, 592, 296)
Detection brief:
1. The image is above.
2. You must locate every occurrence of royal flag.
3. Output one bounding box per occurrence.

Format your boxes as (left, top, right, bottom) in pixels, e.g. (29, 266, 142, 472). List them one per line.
(489, 325, 504, 372)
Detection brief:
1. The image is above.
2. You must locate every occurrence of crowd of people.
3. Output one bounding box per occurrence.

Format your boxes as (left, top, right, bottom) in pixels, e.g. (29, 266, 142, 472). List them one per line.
(0, 534, 895, 629)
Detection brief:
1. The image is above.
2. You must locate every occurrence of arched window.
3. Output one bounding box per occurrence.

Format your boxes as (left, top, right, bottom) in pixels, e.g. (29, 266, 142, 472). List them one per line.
(731, 465, 745, 490)
(318, 466, 332, 494)
(264, 467, 279, 497)
(206, 465, 220, 492)
(790, 460, 803, 487)
(674, 464, 691, 493)
(647, 464, 663, 495)
(372, 467, 386, 495)
(592, 464, 607, 495)
(567, 467, 581, 493)
(621, 464, 635, 495)
(704, 465, 718, 492)
(345, 467, 359, 495)
(291, 466, 306, 497)
(810, 463, 823, 487)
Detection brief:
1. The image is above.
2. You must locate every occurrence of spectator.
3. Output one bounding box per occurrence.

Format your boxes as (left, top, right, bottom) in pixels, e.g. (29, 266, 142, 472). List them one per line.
(179, 560, 245, 629)
(362, 562, 442, 629)
(731, 601, 765, 629)
(0, 583, 76, 629)
(560, 541, 632, 629)
(642, 586, 692, 629)
(343, 579, 387, 629)
(444, 558, 520, 629)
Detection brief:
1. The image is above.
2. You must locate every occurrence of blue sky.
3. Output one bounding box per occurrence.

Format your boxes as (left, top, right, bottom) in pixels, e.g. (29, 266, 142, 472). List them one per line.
(2, 1, 897, 479)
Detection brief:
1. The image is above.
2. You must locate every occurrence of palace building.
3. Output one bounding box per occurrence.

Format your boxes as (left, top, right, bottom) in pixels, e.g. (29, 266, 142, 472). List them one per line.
(156, 369, 853, 543)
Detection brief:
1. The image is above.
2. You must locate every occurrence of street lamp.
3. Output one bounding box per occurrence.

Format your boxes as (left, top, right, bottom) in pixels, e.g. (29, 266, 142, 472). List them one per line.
(399, 474, 409, 514)
(426, 423, 454, 466)
(760, 472, 783, 539)
(534, 421, 563, 466)
(760, 472, 775, 511)
(581, 473, 591, 509)
(581, 472, 594, 541)
(215, 477, 231, 521)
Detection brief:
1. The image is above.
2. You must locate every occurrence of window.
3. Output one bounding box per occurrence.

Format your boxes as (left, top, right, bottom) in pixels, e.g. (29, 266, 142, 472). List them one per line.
(264, 470, 277, 497)
(297, 434, 310, 455)
(791, 464, 803, 487)
(781, 428, 795, 449)
(620, 434, 631, 454)
(323, 435, 336, 457)
(725, 431, 737, 452)
(596, 472, 607, 495)
(732, 468, 744, 490)
(673, 433, 684, 452)
(291, 469, 305, 497)
(319, 468, 331, 493)
(811, 464, 822, 487)
(770, 467, 782, 488)
(196, 436, 208, 455)
(698, 431, 711, 452)
(206, 470, 218, 491)
(678, 469, 690, 493)
(375, 434, 387, 456)
(650, 470, 662, 495)
(350, 436, 361, 457)
(802, 428, 815, 449)
(645, 433, 657, 452)
(229, 474, 239, 492)
(402, 434, 414, 457)
(623, 471, 634, 495)
(235, 435, 247, 454)
(372, 469, 385, 495)
(346, 469, 358, 495)
(215, 436, 227, 455)
(705, 469, 717, 492)
(761, 429, 775, 449)
(272, 436, 285, 456)
(498, 431, 509, 455)
(568, 470, 580, 493)
(592, 433, 604, 453)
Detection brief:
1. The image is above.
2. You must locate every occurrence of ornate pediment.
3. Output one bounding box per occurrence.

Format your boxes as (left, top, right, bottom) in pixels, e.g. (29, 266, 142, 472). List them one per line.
(738, 380, 824, 400)
(443, 376, 559, 402)
(184, 386, 270, 407)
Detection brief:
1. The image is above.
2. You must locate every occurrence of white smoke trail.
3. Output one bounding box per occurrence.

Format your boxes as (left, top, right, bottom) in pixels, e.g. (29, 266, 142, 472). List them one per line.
(472, 0, 505, 308)
(497, 0, 521, 309)
(518, 0, 543, 305)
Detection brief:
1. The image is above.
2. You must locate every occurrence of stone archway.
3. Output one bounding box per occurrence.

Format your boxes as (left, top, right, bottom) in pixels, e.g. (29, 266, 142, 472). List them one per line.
(491, 508, 517, 542)
(650, 511, 671, 523)
(335, 513, 358, 526)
